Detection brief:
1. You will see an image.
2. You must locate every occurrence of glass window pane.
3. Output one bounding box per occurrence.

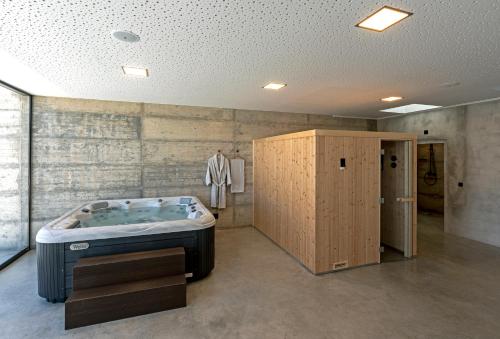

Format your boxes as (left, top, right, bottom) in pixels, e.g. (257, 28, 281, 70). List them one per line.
(0, 84, 30, 267)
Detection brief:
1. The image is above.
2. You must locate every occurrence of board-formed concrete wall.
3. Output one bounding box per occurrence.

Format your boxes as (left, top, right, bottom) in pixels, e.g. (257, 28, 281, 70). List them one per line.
(31, 96, 376, 247)
(378, 99, 500, 247)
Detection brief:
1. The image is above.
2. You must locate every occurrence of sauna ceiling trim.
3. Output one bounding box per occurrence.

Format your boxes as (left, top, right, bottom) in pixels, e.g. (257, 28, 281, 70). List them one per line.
(0, 1, 500, 118)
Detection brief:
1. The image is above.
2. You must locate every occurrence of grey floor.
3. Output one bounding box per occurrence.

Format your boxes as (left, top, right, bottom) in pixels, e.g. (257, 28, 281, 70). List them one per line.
(1, 214, 500, 339)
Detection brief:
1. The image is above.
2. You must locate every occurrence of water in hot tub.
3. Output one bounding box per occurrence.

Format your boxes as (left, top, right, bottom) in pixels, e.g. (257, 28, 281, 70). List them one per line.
(77, 205, 189, 228)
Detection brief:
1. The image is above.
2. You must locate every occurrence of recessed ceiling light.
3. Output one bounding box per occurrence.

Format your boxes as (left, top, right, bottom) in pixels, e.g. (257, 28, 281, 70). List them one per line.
(356, 6, 412, 32)
(381, 96, 403, 102)
(263, 82, 287, 90)
(381, 104, 441, 114)
(122, 66, 149, 77)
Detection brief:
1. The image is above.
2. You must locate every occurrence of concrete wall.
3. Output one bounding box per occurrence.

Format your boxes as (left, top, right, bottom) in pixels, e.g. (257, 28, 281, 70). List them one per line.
(31, 96, 376, 247)
(0, 86, 29, 251)
(378, 99, 500, 247)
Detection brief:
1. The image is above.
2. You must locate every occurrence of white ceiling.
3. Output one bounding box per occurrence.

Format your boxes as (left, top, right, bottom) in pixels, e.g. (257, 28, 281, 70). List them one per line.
(1, 0, 500, 118)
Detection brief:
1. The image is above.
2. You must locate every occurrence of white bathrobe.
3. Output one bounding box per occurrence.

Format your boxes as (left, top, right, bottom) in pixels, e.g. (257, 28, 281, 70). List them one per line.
(205, 154, 231, 209)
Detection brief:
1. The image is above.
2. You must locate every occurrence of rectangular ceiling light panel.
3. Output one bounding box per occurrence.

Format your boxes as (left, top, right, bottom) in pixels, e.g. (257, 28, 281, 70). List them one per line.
(122, 66, 149, 77)
(381, 104, 442, 114)
(381, 96, 403, 102)
(263, 82, 287, 90)
(356, 6, 412, 32)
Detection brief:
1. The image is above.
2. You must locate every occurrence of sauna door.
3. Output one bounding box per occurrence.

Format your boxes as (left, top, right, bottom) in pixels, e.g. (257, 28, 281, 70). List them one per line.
(381, 140, 413, 257)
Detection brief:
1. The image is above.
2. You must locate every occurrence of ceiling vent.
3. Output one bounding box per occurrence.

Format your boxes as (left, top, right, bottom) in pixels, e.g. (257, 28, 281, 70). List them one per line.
(439, 81, 461, 88)
(112, 31, 140, 43)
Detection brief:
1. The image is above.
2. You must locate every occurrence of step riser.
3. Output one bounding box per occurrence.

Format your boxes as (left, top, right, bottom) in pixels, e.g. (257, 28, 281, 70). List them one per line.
(73, 255, 184, 290)
(65, 283, 186, 329)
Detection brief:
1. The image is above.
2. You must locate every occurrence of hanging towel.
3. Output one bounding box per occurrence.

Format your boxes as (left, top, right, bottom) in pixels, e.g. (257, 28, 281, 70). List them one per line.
(230, 158, 245, 193)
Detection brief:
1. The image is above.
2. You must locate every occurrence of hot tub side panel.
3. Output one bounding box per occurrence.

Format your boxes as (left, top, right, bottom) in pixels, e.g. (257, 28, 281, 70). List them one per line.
(37, 242, 66, 302)
(196, 224, 215, 279)
(37, 226, 214, 302)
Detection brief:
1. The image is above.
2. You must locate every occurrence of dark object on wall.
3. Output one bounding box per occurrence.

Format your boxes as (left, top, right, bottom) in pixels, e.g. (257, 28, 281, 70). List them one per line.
(424, 144, 438, 186)
(65, 248, 186, 329)
(424, 130, 429, 135)
(340, 158, 346, 168)
(458, 182, 464, 187)
(37, 226, 214, 303)
(389, 154, 398, 168)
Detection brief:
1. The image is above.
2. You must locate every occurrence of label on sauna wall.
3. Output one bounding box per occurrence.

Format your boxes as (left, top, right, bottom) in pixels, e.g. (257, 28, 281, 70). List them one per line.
(69, 242, 89, 251)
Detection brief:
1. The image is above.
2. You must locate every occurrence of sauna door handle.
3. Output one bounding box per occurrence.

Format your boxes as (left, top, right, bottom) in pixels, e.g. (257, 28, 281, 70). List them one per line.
(396, 197, 414, 203)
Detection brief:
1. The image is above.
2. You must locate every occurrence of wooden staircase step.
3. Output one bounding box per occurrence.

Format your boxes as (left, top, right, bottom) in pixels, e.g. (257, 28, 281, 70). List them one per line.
(65, 275, 186, 329)
(73, 247, 185, 290)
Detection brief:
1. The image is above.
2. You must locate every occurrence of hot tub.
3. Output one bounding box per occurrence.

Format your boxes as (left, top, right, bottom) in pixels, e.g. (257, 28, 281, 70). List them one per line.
(36, 196, 215, 302)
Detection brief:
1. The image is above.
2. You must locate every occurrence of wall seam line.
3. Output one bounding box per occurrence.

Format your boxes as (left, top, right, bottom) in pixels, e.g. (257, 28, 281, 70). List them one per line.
(140, 102, 145, 198)
(232, 109, 236, 227)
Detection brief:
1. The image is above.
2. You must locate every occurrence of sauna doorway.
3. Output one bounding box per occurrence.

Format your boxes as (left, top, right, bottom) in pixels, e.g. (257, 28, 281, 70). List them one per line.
(380, 140, 414, 262)
(417, 142, 445, 231)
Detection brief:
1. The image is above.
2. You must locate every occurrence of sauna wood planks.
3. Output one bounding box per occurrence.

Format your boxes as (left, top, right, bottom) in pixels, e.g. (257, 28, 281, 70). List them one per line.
(315, 136, 379, 272)
(253, 130, 416, 274)
(253, 136, 316, 271)
(352, 137, 380, 266)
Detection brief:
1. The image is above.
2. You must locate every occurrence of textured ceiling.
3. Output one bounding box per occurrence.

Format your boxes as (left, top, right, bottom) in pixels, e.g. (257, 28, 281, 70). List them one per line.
(1, 0, 500, 118)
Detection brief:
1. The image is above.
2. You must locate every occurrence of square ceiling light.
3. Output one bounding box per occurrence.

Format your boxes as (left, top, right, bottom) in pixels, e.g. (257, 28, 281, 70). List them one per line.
(356, 6, 412, 32)
(122, 66, 149, 77)
(381, 104, 441, 114)
(263, 82, 287, 90)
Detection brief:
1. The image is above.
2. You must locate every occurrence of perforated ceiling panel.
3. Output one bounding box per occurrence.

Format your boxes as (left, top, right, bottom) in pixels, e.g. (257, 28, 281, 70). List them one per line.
(1, 0, 500, 118)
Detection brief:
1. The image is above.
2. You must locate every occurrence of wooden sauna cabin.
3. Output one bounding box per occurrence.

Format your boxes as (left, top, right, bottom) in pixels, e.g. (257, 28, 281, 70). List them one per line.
(253, 129, 417, 274)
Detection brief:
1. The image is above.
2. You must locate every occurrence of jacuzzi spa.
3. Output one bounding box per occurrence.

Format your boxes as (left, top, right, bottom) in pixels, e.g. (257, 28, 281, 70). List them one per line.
(36, 196, 215, 302)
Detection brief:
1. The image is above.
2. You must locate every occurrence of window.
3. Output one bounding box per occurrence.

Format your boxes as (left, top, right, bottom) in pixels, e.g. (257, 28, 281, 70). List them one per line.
(0, 81, 30, 269)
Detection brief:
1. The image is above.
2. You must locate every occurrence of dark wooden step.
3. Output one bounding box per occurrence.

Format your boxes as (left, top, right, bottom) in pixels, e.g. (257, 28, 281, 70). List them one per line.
(73, 247, 185, 290)
(65, 275, 186, 329)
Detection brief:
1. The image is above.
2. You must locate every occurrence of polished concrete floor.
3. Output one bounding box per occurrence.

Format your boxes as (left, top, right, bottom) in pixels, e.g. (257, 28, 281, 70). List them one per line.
(1, 214, 500, 338)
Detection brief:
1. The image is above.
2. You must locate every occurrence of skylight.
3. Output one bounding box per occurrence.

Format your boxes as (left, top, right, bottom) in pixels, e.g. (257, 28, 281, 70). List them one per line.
(381, 104, 442, 114)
